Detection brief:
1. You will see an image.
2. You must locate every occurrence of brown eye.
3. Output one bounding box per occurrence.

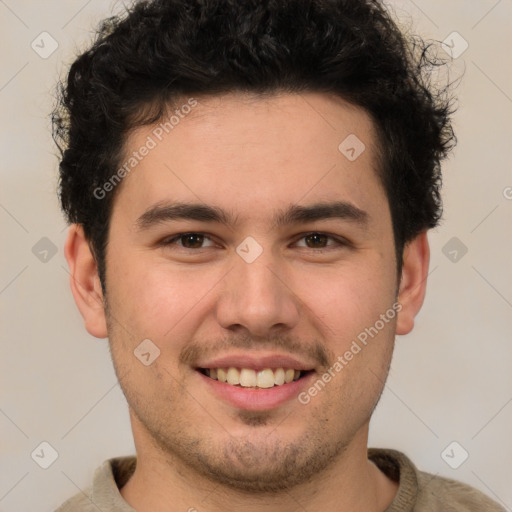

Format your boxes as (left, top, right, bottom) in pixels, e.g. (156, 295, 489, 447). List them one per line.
(180, 233, 205, 248)
(304, 233, 329, 248)
(294, 232, 347, 251)
(161, 233, 215, 249)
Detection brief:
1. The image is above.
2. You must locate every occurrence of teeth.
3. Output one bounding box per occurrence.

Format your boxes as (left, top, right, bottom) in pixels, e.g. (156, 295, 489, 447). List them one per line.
(205, 367, 306, 388)
(274, 368, 285, 385)
(257, 369, 275, 388)
(227, 367, 240, 385)
(240, 368, 256, 387)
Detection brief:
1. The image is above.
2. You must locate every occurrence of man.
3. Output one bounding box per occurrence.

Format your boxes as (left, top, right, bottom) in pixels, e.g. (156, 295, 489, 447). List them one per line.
(52, 0, 506, 510)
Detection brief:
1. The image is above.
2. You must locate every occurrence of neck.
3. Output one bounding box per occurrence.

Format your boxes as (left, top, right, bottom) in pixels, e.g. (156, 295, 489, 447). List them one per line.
(120, 416, 398, 512)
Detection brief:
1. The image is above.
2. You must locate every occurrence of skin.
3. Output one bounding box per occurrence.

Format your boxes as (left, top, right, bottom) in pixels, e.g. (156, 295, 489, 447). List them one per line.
(65, 91, 430, 512)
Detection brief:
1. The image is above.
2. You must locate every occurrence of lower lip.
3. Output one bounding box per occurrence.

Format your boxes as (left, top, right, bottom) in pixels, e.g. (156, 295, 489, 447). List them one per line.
(197, 371, 315, 411)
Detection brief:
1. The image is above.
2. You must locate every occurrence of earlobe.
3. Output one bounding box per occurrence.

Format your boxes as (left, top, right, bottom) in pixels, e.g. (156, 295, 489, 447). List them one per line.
(64, 224, 108, 339)
(395, 231, 430, 336)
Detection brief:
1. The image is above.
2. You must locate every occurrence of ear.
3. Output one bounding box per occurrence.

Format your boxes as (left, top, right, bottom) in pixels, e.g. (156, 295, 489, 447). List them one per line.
(395, 230, 430, 335)
(64, 224, 108, 338)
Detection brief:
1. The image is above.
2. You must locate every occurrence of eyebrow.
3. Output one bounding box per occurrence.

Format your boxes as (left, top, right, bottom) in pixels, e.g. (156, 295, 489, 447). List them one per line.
(135, 200, 369, 231)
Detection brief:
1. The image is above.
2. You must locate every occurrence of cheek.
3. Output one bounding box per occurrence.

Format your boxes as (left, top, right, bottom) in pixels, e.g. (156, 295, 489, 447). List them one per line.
(294, 258, 396, 342)
(108, 258, 224, 342)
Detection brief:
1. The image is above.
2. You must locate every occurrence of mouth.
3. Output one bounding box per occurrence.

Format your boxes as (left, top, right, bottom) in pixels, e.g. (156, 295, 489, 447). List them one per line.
(198, 367, 313, 389)
(194, 354, 317, 410)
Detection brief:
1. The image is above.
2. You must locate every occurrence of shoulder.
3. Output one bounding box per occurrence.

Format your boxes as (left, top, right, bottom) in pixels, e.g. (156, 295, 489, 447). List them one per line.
(54, 456, 136, 512)
(54, 486, 96, 512)
(368, 448, 506, 512)
(415, 470, 507, 512)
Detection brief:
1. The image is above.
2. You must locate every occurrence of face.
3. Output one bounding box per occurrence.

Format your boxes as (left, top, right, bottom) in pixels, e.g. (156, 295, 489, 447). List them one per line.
(94, 92, 404, 491)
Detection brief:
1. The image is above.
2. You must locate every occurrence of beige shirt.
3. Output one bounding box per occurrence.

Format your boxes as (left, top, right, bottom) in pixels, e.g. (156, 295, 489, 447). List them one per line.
(55, 448, 506, 511)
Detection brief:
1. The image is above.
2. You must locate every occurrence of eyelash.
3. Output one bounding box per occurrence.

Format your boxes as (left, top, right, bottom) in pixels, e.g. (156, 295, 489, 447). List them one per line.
(160, 232, 349, 252)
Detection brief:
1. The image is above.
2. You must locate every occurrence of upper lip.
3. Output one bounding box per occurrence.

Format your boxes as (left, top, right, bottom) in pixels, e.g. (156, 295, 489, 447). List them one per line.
(195, 353, 315, 372)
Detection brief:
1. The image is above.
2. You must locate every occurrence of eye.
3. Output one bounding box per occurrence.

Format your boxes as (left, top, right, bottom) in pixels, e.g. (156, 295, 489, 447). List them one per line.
(294, 232, 346, 250)
(159, 231, 348, 252)
(162, 232, 216, 249)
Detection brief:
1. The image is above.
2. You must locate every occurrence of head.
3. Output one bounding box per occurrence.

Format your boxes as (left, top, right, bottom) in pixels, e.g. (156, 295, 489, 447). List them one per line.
(55, 0, 456, 494)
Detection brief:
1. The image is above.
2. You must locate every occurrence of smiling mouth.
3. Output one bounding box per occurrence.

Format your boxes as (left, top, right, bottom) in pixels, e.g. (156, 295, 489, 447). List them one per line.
(198, 367, 312, 389)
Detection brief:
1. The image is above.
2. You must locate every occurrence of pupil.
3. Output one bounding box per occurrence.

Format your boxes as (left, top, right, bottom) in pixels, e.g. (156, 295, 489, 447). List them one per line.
(306, 233, 327, 248)
(183, 234, 203, 248)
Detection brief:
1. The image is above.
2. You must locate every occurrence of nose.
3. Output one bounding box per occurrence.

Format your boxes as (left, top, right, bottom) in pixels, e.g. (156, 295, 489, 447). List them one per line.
(215, 252, 301, 338)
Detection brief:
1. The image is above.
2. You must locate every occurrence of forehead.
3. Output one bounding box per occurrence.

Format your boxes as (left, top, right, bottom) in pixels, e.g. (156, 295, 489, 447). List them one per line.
(113, 91, 387, 230)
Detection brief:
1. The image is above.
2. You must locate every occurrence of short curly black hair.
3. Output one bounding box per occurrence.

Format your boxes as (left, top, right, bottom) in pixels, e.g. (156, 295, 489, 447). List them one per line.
(52, 0, 456, 289)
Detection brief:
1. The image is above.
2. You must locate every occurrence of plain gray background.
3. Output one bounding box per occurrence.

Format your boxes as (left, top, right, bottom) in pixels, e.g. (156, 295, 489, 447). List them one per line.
(1, 1, 511, 511)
